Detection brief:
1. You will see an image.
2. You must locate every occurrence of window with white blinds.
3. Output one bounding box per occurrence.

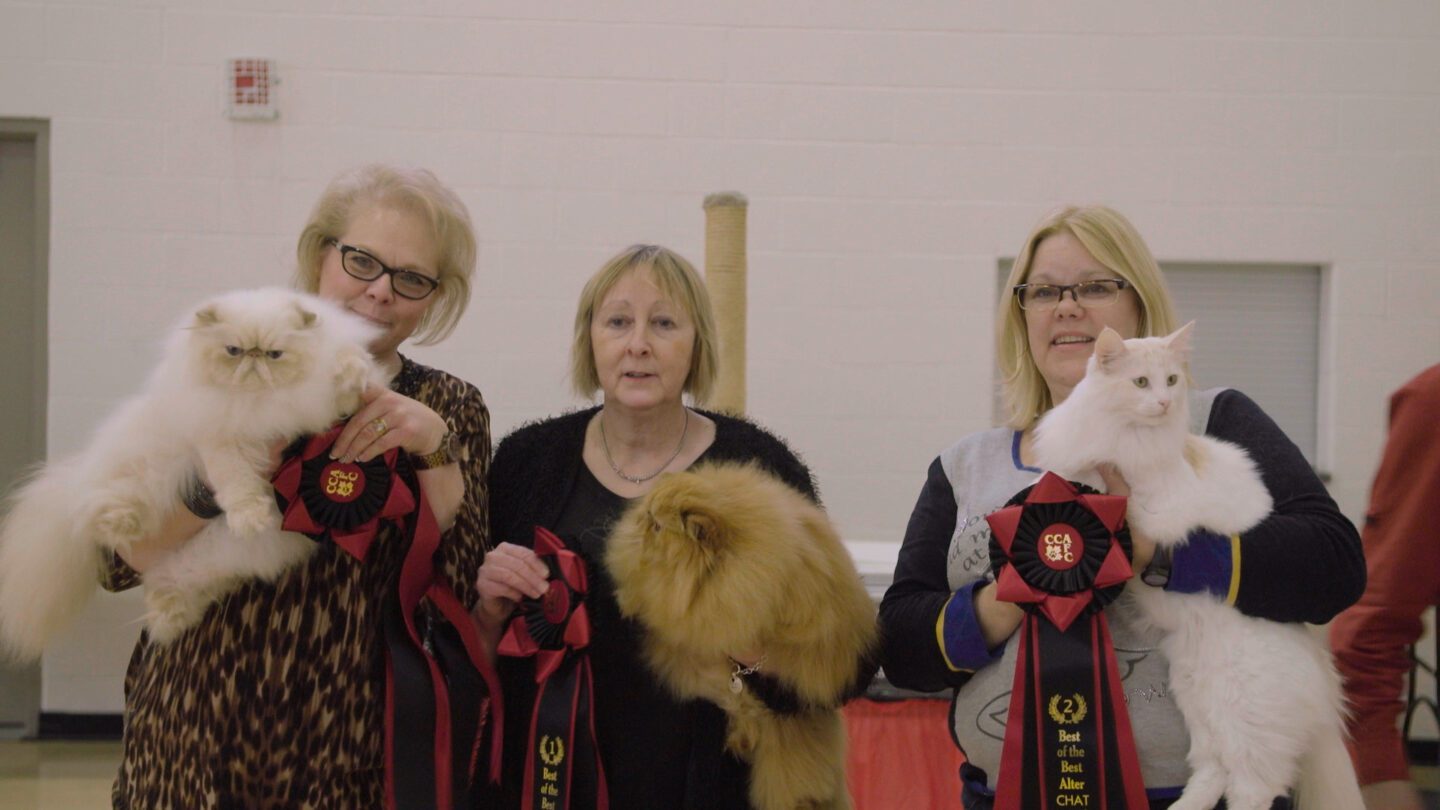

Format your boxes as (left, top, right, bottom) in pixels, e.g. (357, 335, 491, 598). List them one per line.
(995, 261, 1322, 465)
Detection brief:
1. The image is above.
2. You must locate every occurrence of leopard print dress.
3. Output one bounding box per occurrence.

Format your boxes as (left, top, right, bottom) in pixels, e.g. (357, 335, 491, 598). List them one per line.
(103, 356, 491, 810)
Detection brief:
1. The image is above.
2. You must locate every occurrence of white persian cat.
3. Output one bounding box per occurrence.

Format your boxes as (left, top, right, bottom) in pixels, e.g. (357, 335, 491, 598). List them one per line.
(1032, 322, 1362, 810)
(0, 287, 384, 655)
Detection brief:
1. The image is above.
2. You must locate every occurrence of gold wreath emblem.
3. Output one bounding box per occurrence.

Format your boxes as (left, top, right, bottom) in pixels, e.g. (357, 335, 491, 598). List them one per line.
(1047, 693, 1088, 725)
(539, 734, 565, 767)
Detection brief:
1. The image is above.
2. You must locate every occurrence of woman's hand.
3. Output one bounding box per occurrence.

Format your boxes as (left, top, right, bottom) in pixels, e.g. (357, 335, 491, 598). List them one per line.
(331, 386, 466, 528)
(974, 579, 1026, 648)
(472, 543, 550, 641)
(1095, 464, 1155, 573)
(331, 385, 449, 464)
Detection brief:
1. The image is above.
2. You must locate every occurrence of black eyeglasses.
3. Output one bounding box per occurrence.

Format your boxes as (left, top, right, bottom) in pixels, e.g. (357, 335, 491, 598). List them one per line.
(1012, 278, 1130, 311)
(327, 239, 440, 300)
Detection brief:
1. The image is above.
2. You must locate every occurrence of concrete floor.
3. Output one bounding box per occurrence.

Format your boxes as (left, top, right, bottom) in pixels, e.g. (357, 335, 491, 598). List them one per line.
(0, 741, 119, 809)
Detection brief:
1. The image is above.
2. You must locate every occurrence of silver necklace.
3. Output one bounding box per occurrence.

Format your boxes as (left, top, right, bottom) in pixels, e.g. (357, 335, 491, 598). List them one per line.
(599, 409, 689, 485)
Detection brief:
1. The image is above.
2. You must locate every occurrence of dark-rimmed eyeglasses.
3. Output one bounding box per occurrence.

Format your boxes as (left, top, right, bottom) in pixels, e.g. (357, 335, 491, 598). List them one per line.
(1012, 278, 1130, 311)
(327, 239, 440, 300)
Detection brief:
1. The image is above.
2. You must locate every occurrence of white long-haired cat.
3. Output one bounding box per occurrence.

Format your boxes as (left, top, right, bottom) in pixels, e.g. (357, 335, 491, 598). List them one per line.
(1032, 323, 1362, 810)
(0, 287, 383, 656)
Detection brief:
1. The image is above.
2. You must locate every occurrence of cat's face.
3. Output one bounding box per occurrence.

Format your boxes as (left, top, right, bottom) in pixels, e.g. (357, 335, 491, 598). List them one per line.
(631, 472, 729, 580)
(1084, 323, 1194, 425)
(189, 300, 316, 391)
(609, 467, 771, 620)
(1025, 233, 1142, 404)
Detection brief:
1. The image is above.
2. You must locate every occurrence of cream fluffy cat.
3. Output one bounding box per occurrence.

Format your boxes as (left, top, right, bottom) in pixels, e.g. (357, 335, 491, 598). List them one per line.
(0, 288, 383, 655)
(1032, 323, 1362, 810)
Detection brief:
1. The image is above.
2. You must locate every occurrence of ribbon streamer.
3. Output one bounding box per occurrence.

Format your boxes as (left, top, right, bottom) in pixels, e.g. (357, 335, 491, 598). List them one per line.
(986, 472, 1147, 810)
(498, 526, 609, 810)
(272, 424, 502, 810)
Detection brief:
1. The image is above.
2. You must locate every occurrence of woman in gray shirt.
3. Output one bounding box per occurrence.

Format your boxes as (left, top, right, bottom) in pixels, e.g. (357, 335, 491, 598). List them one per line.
(878, 205, 1363, 809)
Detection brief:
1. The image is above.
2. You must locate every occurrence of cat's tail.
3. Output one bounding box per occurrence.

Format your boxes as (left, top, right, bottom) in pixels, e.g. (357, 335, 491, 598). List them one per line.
(1292, 721, 1365, 810)
(0, 458, 103, 662)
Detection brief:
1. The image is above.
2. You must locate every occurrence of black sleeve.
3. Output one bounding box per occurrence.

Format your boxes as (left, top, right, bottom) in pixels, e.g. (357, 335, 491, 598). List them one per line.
(1210, 390, 1366, 623)
(478, 429, 552, 809)
(486, 434, 520, 548)
(740, 423, 821, 504)
(877, 456, 971, 692)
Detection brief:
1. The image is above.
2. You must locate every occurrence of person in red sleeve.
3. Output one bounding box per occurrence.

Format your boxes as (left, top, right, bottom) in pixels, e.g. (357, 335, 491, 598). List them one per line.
(1330, 363, 1440, 810)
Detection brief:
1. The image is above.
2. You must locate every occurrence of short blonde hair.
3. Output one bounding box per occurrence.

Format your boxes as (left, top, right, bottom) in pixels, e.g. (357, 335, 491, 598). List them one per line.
(998, 205, 1179, 429)
(570, 244, 720, 404)
(294, 164, 476, 345)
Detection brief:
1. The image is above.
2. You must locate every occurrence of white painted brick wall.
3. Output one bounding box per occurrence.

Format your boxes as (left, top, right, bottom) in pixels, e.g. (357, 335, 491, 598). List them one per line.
(1, 0, 1436, 713)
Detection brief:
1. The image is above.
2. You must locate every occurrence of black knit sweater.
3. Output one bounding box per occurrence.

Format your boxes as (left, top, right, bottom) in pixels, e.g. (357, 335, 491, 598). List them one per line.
(480, 406, 870, 810)
(488, 406, 819, 543)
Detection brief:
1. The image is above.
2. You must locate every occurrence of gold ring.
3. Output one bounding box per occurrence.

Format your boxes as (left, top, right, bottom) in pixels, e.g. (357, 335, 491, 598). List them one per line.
(371, 417, 388, 435)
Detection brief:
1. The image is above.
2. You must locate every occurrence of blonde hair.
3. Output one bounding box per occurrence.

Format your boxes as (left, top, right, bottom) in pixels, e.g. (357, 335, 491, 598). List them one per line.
(570, 244, 720, 404)
(997, 205, 1179, 429)
(294, 164, 476, 345)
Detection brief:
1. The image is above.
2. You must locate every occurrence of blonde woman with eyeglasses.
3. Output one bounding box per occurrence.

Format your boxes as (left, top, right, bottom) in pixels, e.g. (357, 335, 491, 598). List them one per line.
(102, 164, 492, 809)
(878, 205, 1365, 810)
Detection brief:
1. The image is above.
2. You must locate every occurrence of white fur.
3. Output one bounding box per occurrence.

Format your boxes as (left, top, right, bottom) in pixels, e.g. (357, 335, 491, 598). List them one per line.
(0, 288, 384, 656)
(1033, 322, 1362, 810)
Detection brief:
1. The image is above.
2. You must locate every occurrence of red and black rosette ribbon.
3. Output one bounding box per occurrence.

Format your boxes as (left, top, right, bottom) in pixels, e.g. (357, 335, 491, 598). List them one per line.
(498, 526, 608, 810)
(985, 471, 1148, 810)
(271, 430, 412, 560)
(271, 424, 503, 810)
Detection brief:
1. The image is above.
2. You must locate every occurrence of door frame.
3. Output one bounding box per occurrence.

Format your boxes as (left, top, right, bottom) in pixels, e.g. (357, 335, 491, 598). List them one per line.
(0, 118, 49, 740)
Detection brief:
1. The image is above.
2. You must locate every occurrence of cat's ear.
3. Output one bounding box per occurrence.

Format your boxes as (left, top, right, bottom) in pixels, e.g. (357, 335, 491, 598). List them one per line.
(1094, 327, 1127, 369)
(292, 303, 318, 329)
(681, 509, 721, 548)
(192, 305, 220, 328)
(1166, 320, 1196, 357)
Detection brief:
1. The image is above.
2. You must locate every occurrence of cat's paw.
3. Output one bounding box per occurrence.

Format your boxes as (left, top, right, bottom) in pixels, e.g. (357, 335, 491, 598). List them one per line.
(91, 502, 149, 552)
(143, 581, 213, 644)
(333, 348, 375, 407)
(1167, 770, 1226, 810)
(222, 495, 281, 536)
(725, 718, 760, 757)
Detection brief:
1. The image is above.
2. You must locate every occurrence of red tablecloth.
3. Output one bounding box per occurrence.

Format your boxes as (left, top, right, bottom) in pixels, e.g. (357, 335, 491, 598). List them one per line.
(844, 698, 965, 810)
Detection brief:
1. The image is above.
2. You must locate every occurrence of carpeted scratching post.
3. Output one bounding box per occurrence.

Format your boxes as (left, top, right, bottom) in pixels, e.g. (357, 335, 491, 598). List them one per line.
(703, 191, 748, 415)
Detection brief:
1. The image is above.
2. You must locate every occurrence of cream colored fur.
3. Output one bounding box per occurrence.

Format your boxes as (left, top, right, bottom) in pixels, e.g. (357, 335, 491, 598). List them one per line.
(0, 288, 383, 656)
(606, 462, 877, 810)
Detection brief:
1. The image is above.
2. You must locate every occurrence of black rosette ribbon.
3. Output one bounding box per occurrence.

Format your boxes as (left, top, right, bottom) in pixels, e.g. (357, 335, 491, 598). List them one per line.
(497, 526, 608, 810)
(271, 424, 503, 810)
(272, 429, 412, 560)
(985, 471, 1148, 810)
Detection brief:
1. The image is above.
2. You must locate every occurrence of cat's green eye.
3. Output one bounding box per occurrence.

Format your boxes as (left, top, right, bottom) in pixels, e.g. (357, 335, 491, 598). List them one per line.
(266, 350, 283, 360)
(1167, 374, 1178, 386)
(225, 346, 242, 357)
(1133, 376, 1149, 388)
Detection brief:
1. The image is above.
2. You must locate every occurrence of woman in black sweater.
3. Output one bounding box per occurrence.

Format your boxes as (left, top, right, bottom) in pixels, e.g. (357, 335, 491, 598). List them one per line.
(472, 244, 875, 809)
